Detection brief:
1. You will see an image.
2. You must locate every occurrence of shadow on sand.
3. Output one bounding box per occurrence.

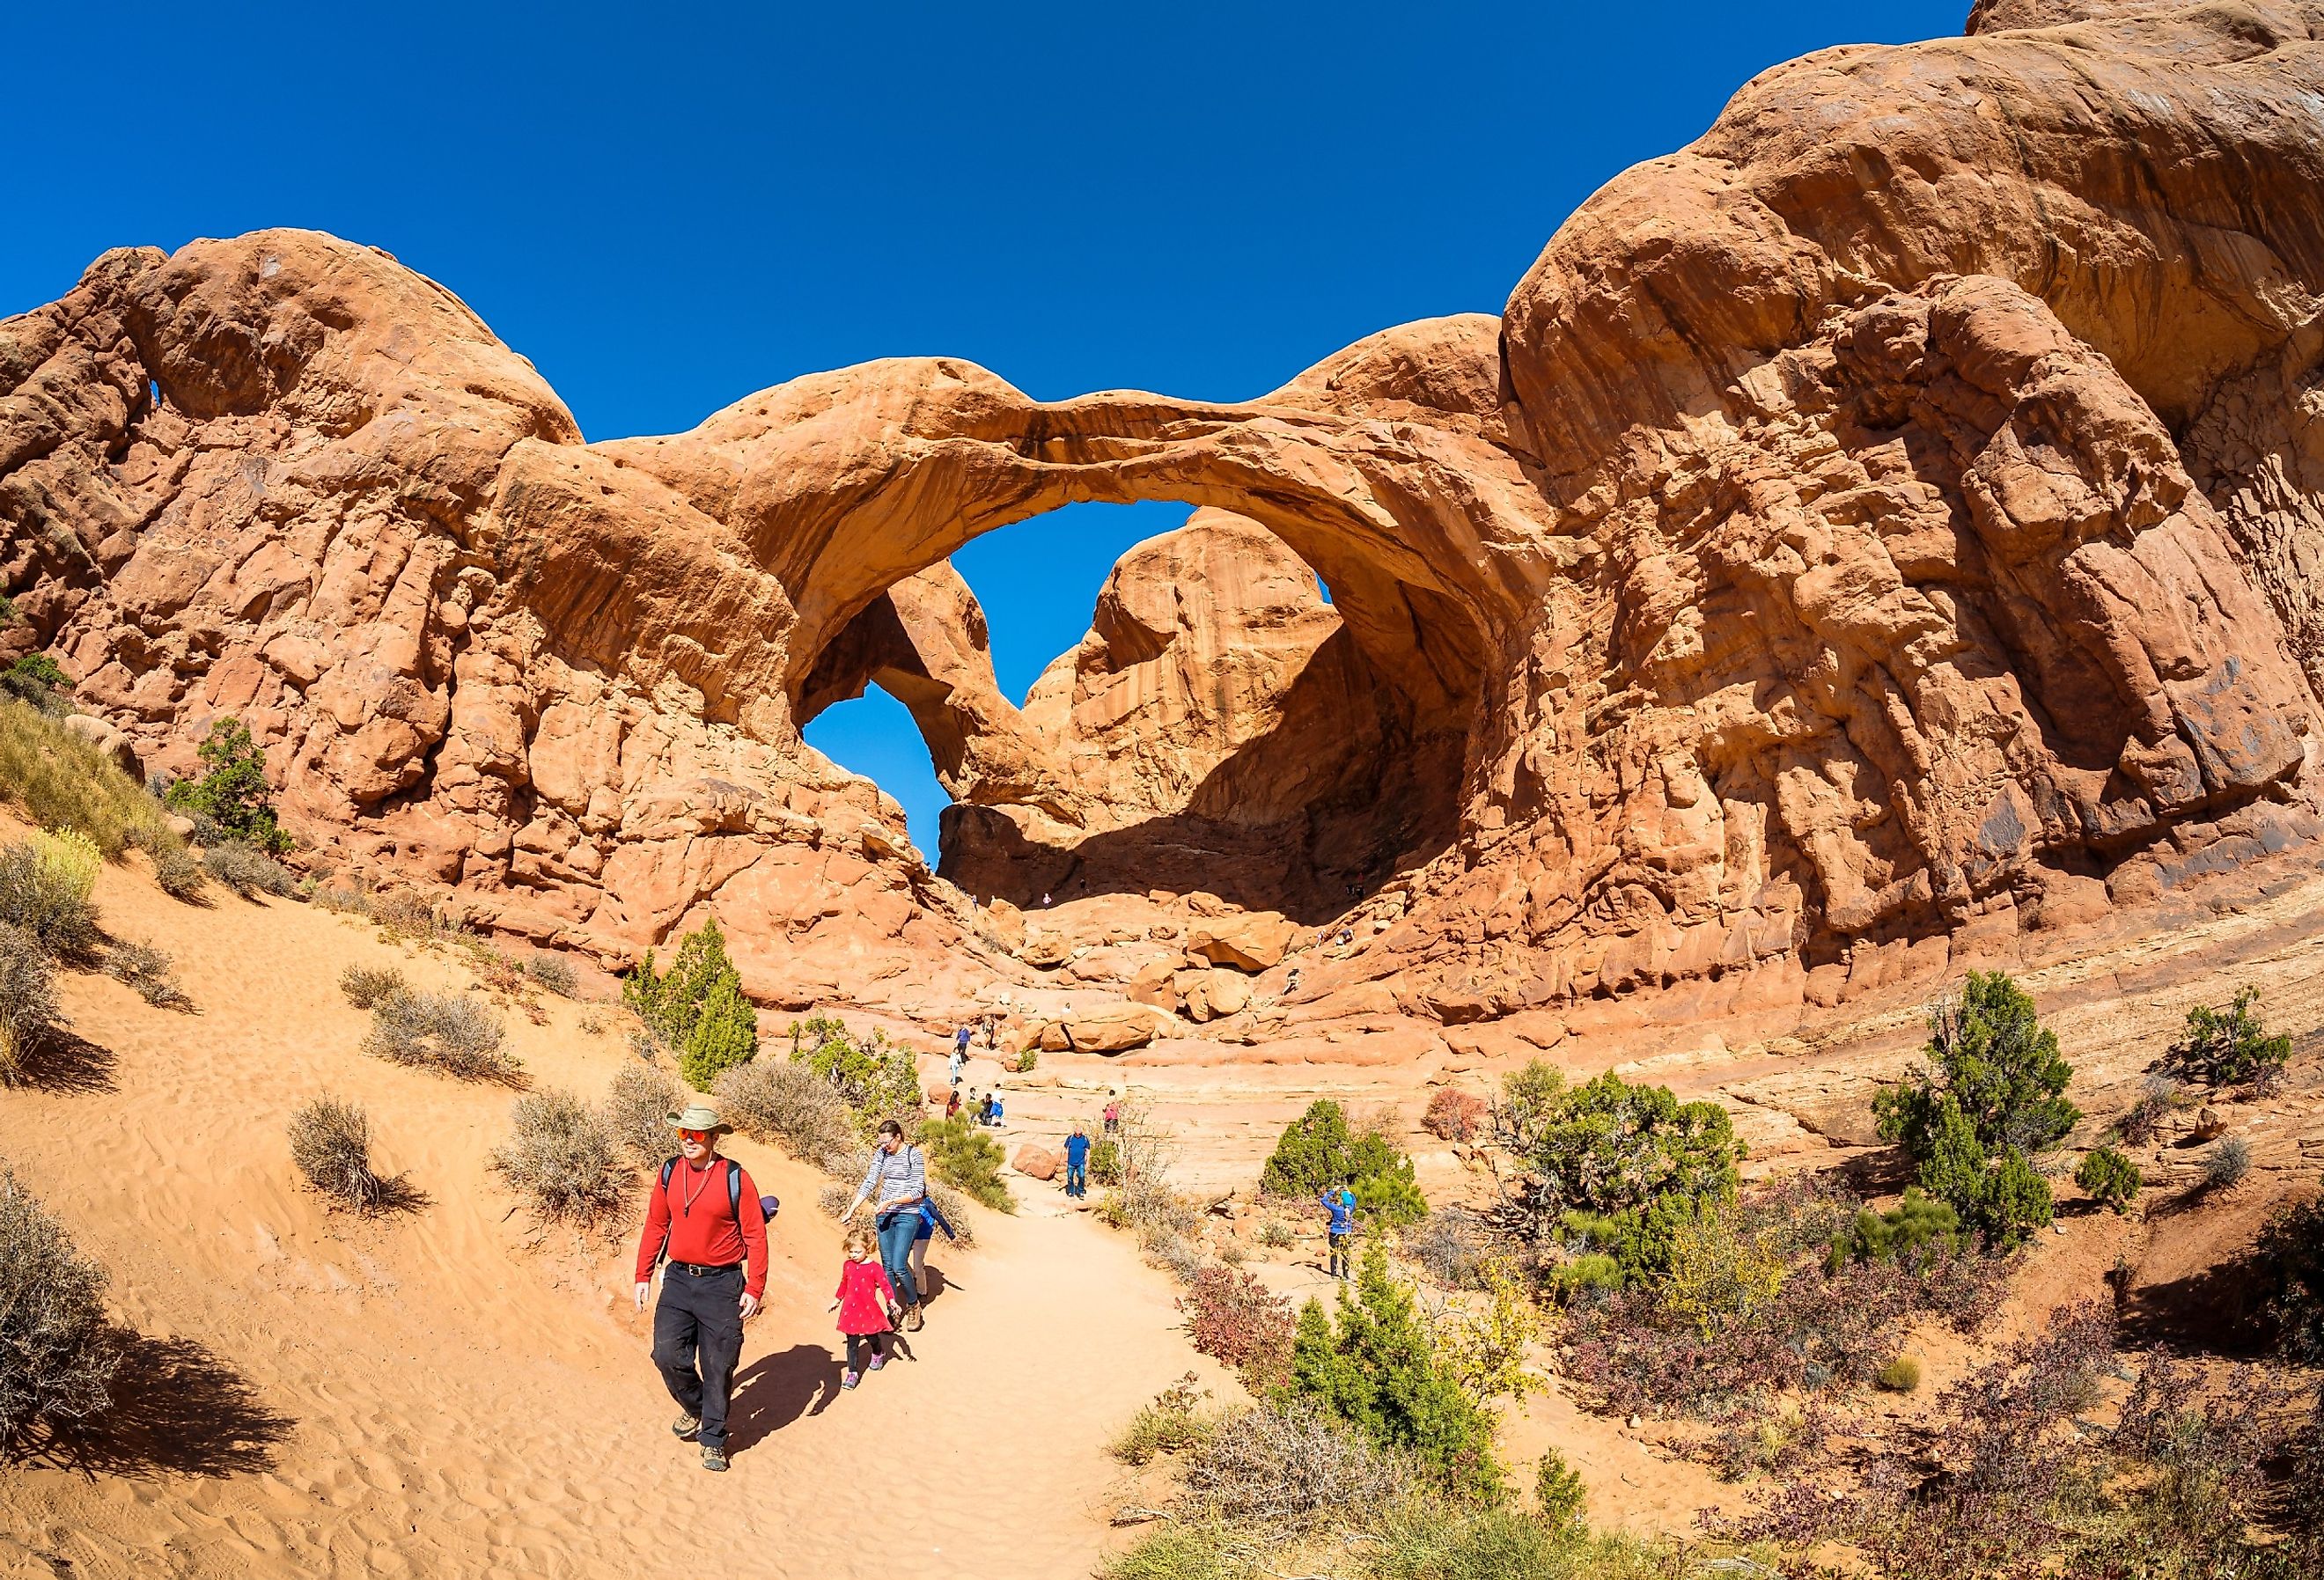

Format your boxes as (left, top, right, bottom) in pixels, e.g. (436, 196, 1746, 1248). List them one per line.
(39, 1334, 293, 1478)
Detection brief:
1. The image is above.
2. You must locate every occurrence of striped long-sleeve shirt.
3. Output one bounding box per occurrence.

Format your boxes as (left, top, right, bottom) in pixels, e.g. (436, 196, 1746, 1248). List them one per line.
(857, 1144, 927, 1213)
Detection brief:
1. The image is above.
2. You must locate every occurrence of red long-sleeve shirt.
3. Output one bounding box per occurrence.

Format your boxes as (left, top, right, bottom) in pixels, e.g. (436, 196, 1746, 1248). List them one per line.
(635, 1157, 769, 1299)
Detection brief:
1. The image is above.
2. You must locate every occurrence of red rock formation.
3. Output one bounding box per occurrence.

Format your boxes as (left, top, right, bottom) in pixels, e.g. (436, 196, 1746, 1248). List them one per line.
(2, 1, 2320, 1033)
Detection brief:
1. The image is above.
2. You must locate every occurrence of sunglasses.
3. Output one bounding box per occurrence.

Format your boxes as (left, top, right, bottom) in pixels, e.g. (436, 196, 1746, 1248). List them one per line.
(679, 1129, 711, 1143)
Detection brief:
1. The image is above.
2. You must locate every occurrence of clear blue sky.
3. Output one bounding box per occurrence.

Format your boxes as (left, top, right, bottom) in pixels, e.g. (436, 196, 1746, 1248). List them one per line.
(8, 0, 1966, 855)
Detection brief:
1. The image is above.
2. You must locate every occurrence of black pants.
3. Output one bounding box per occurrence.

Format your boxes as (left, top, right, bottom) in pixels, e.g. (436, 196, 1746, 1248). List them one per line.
(652, 1267, 745, 1451)
(845, 1332, 889, 1372)
(1327, 1231, 1351, 1280)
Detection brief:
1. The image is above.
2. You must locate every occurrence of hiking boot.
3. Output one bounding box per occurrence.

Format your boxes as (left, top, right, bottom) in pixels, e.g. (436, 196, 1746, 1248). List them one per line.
(671, 1412, 701, 1440)
(842, 1369, 861, 1390)
(904, 1304, 924, 1333)
(701, 1444, 729, 1473)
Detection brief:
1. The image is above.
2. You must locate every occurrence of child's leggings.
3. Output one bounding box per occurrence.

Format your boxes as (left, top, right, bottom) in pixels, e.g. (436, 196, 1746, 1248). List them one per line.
(846, 1332, 889, 1371)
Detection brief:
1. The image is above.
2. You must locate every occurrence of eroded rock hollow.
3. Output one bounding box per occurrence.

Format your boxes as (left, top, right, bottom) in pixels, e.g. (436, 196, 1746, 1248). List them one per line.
(4, 0, 2323, 1026)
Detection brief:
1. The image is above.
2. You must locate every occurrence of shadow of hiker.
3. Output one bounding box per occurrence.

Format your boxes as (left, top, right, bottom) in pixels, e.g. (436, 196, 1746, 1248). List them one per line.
(40, 1334, 292, 1478)
(725, 1344, 843, 1454)
(11, 1026, 118, 1094)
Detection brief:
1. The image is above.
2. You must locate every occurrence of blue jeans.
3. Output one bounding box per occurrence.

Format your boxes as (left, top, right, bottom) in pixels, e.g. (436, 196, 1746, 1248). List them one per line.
(1065, 1162, 1086, 1197)
(875, 1209, 920, 1307)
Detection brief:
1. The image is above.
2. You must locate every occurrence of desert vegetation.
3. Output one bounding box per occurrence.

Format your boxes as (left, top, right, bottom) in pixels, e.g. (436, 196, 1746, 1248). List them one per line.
(164, 717, 291, 853)
(490, 1089, 629, 1224)
(0, 1162, 119, 1451)
(0, 695, 181, 863)
(1261, 1099, 1426, 1226)
(362, 986, 519, 1083)
(622, 915, 758, 1089)
(288, 1096, 393, 1212)
(104, 939, 192, 1010)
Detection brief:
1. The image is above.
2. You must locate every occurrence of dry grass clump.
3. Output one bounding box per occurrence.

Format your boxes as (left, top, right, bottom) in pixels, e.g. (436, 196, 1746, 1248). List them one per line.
(1179, 1400, 1419, 1529)
(0, 1161, 121, 1448)
(339, 964, 408, 1010)
(104, 941, 191, 1010)
(1876, 1354, 1923, 1393)
(523, 952, 578, 997)
(363, 989, 519, 1082)
(714, 1057, 856, 1171)
(202, 841, 297, 900)
(0, 834, 101, 960)
(0, 701, 177, 859)
(603, 1062, 682, 1164)
(2202, 1135, 2253, 1191)
(490, 1090, 629, 1223)
(0, 924, 62, 1088)
(288, 1097, 389, 1211)
(1110, 1373, 1216, 1466)
(151, 843, 208, 901)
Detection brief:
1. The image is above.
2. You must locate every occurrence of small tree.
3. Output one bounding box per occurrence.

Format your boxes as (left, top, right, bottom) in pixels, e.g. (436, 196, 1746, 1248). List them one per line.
(625, 916, 760, 1091)
(1260, 1099, 1430, 1226)
(1533, 1446, 1587, 1532)
(789, 1014, 920, 1136)
(918, 1112, 1014, 1211)
(2076, 1146, 2141, 1215)
(1284, 1244, 1502, 1498)
(2166, 987, 2291, 1089)
(164, 717, 289, 851)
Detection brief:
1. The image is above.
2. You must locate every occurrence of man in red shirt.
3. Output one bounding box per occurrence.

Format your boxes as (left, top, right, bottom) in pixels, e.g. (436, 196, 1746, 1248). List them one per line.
(633, 1101, 769, 1473)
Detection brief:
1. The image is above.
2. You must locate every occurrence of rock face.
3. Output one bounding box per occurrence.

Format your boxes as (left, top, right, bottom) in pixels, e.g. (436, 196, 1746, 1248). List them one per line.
(4, 2, 2323, 1030)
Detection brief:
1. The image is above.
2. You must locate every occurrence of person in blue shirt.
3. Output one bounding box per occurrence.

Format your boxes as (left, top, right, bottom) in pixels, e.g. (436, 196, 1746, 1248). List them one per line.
(1062, 1122, 1093, 1199)
(1319, 1179, 1357, 1280)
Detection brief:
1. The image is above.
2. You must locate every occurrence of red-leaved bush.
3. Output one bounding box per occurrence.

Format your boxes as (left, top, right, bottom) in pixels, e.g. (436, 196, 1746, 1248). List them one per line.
(1423, 1088, 1489, 1142)
(1179, 1265, 1296, 1388)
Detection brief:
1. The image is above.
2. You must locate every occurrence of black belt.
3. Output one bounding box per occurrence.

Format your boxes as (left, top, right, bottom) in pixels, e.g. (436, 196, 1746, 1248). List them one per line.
(670, 1260, 742, 1277)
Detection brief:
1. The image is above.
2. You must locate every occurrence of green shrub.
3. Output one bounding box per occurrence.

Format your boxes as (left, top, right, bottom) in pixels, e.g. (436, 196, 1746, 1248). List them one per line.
(0, 700, 179, 858)
(1260, 1099, 1429, 1226)
(2166, 986, 2291, 1089)
(1877, 973, 2073, 1250)
(0, 834, 100, 960)
(1550, 1251, 1624, 1302)
(1875, 1354, 1922, 1393)
(1363, 1497, 1636, 1580)
(288, 1097, 389, 1211)
(1284, 1244, 1501, 1498)
(789, 1014, 920, 1137)
(714, 1057, 854, 1172)
(624, 917, 760, 1091)
(919, 1112, 1014, 1211)
(1516, 1073, 1744, 1281)
(489, 1089, 628, 1223)
(603, 1062, 682, 1165)
(2076, 1146, 2142, 1215)
(1098, 1520, 1257, 1580)
(338, 964, 408, 1010)
(363, 989, 518, 1082)
(1827, 1187, 1964, 1269)
(1089, 1135, 1123, 1186)
(0, 1162, 120, 1446)
(0, 924, 61, 1087)
(202, 841, 297, 899)
(1, 654, 70, 714)
(164, 717, 289, 851)
(1533, 1446, 1587, 1532)
(1015, 1047, 1037, 1073)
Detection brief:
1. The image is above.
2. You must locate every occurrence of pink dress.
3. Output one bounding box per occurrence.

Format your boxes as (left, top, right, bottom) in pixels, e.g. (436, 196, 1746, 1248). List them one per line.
(835, 1259, 896, 1336)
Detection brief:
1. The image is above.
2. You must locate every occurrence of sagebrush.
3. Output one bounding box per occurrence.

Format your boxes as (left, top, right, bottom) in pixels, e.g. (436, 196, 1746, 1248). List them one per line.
(287, 1097, 390, 1211)
(715, 1057, 856, 1172)
(364, 989, 519, 1082)
(0, 1163, 120, 1448)
(604, 1062, 683, 1165)
(0, 923, 61, 1086)
(490, 1089, 629, 1223)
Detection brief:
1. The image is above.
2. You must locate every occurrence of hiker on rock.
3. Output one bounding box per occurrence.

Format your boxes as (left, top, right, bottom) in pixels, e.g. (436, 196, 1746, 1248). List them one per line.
(841, 1119, 927, 1333)
(1063, 1121, 1092, 1199)
(1319, 1177, 1357, 1281)
(947, 1039, 967, 1089)
(634, 1102, 769, 1473)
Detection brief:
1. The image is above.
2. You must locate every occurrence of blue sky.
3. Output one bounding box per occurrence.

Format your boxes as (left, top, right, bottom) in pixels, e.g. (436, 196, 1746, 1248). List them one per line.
(8, 0, 1966, 854)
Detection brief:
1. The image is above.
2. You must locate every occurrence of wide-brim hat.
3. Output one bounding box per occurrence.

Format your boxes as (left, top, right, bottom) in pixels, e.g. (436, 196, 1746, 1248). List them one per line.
(665, 1102, 728, 1133)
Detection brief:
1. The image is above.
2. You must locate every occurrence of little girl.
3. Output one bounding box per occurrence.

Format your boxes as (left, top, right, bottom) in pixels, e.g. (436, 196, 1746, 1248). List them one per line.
(830, 1224, 896, 1389)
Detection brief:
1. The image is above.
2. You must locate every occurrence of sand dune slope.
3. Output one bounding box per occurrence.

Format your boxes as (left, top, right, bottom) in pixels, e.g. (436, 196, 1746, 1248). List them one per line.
(0, 854, 1214, 1579)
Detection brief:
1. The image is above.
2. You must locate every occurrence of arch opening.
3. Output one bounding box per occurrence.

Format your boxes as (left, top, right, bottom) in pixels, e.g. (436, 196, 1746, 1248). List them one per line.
(795, 496, 1478, 923)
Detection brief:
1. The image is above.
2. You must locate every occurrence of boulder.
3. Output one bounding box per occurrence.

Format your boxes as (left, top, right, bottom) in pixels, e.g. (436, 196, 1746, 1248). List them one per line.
(1011, 1145, 1059, 1180)
(1033, 1003, 1170, 1055)
(1173, 967, 1254, 1022)
(1186, 912, 1299, 973)
(62, 712, 141, 779)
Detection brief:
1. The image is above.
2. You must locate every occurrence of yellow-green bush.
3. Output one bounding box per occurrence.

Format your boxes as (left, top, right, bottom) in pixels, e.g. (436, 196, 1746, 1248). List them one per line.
(0, 702, 177, 859)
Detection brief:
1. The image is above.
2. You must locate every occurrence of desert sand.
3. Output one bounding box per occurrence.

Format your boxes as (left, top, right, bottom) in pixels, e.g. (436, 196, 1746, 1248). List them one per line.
(0, 838, 1234, 1580)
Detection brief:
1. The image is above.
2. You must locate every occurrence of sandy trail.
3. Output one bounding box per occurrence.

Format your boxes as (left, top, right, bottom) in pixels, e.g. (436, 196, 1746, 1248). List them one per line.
(0, 851, 1217, 1580)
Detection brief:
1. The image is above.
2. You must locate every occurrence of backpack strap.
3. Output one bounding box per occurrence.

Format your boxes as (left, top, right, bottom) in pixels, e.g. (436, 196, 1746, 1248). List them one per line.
(727, 1158, 743, 1220)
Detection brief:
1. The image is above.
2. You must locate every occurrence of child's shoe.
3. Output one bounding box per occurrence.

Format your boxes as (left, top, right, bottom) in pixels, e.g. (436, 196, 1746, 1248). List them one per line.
(842, 1369, 860, 1390)
(868, 1351, 887, 1371)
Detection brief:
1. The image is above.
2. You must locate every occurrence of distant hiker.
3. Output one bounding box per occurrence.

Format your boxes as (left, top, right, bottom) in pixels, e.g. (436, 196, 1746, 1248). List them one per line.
(954, 1024, 974, 1061)
(831, 1224, 895, 1388)
(1041, 892, 1052, 908)
(1102, 1099, 1121, 1136)
(1063, 1122, 1092, 1199)
(842, 1119, 927, 1332)
(985, 1091, 1004, 1128)
(944, 1088, 963, 1121)
(633, 1102, 769, 1473)
(982, 1013, 998, 1049)
(947, 1043, 967, 1089)
(1319, 1179, 1357, 1281)
(910, 1187, 958, 1300)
